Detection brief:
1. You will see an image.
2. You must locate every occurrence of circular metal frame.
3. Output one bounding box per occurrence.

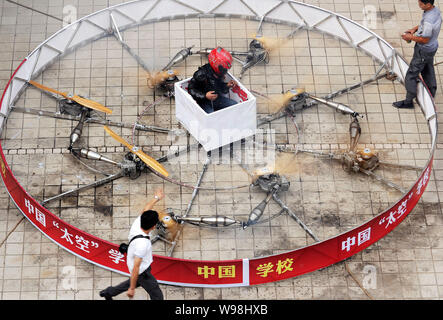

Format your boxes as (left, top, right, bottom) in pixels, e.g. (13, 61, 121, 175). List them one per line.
(0, 0, 437, 287)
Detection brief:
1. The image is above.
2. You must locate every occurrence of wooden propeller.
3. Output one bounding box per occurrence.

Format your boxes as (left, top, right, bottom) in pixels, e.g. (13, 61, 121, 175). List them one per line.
(251, 34, 290, 51)
(266, 88, 305, 113)
(147, 69, 179, 88)
(103, 126, 169, 177)
(29, 80, 112, 114)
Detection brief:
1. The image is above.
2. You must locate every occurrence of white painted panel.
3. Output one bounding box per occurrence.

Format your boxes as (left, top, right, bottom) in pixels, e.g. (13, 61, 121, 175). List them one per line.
(14, 52, 38, 81)
(46, 24, 79, 52)
(175, 0, 223, 14)
(429, 117, 437, 146)
(291, 2, 331, 28)
(265, 1, 305, 26)
(242, 0, 281, 16)
(416, 82, 425, 115)
(212, 0, 254, 15)
(359, 36, 385, 62)
(379, 40, 393, 57)
(0, 86, 11, 115)
(87, 10, 112, 30)
(338, 17, 373, 45)
(390, 54, 403, 80)
(9, 78, 27, 106)
(316, 16, 349, 42)
(67, 21, 107, 50)
(33, 46, 60, 75)
(422, 86, 436, 121)
(115, 0, 157, 22)
(111, 9, 136, 29)
(143, 0, 198, 20)
(398, 58, 409, 79)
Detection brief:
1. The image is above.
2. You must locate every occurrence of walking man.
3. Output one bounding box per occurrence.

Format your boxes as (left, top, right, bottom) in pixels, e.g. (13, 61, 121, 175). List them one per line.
(99, 188, 165, 300)
(393, 0, 442, 109)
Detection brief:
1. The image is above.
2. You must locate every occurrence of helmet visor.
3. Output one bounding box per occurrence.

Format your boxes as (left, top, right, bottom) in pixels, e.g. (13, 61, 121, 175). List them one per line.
(218, 65, 228, 75)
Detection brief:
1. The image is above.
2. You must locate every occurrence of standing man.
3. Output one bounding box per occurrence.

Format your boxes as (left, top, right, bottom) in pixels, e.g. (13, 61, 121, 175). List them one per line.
(99, 188, 165, 300)
(393, 0, 442, 109)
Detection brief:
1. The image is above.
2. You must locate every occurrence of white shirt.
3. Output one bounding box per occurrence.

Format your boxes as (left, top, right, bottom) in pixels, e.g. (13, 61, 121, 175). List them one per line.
(126, 216, 153, 274)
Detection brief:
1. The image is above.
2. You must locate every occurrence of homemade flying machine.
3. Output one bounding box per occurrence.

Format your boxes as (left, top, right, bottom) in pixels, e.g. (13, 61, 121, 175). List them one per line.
(13, 16, 423, 258)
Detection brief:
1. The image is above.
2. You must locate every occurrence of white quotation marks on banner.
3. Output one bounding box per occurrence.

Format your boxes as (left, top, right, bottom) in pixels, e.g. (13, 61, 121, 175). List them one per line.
(63, 5, 77, 27)
(61, 266, 78, 293)
(362, 5, 377, 30)
(362, 265, 377, 290)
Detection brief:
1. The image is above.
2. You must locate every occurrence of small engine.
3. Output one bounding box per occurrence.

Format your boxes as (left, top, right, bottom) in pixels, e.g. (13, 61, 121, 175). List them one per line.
(254, 173, 290, 193)
(156, 210, 179, 242)
(286, 92, 309, 116)
(356, 148, 379, 171)
(342, 148, 379, 173)
(120, 152, 147, 179)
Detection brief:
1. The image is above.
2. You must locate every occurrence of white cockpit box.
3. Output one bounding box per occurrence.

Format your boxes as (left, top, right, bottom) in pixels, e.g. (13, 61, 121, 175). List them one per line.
(175, 73, 257, 151)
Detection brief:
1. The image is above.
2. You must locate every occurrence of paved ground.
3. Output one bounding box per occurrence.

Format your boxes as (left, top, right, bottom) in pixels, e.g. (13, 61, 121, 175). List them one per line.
(0, 0, 443, 300)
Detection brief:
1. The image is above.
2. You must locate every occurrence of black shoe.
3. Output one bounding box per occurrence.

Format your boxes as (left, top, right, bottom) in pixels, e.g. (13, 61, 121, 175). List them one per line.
(99, 290, 113, 300)
(393, 100, 414, 109)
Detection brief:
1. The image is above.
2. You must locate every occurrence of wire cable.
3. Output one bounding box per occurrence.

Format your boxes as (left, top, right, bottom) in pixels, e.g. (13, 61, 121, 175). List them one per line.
(6, 0, 63, 22)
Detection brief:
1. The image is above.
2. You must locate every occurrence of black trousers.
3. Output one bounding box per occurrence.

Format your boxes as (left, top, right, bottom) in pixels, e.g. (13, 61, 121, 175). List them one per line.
(405, 45, 437, 101)
(102, 266, 164, 300)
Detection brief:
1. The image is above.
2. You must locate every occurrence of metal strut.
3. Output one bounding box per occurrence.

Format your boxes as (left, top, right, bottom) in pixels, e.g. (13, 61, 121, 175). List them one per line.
(41, 171, 125, 206)
(110, 13, 152, 73)
(11, 106, 174, 134)
(321, 71, 392, 102)
(359, 168, 406, 194)
(256, 64, 395, 127)
(272, 194, 320, 242)
(167, 155, 211, 256)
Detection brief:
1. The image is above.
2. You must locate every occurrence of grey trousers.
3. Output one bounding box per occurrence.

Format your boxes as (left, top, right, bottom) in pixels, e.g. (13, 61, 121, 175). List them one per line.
(102, 266, 164, 300)
(405, 45, 437, 101)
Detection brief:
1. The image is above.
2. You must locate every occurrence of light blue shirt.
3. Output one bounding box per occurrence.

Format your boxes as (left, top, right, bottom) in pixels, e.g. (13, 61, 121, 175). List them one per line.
(416, 6, 442, 53)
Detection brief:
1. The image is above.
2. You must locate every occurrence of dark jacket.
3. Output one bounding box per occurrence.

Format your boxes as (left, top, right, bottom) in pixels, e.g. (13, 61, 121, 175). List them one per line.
(188, 63, 230, 105)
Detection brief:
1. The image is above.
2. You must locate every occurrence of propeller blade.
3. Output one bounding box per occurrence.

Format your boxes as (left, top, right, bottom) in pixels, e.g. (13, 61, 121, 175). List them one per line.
(103, 125, 134, 149)
(70, 95, 112, 114)
(252, 34, 289, 51)
(249, 166, 275, 183)
(103, 126, 169, 177)
(29, 80, 68, 98)
(133, 149, 169, 177)
(238, 152, 299, 183)
(147, 69, 179, 88)
(29, 80, 112, 114)
(266, 88, 305, 113)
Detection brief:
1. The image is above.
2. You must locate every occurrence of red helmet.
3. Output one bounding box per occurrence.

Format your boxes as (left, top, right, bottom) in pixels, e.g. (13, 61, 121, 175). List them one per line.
(208, 47, 233, 75)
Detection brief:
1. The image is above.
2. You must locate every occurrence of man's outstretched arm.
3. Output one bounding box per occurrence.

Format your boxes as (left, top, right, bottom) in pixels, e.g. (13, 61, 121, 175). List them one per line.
(141, 188, 165, 213)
